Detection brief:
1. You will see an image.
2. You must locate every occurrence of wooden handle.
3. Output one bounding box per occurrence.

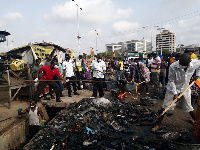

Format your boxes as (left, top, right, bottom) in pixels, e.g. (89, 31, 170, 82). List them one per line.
(161, 80, 195, 116)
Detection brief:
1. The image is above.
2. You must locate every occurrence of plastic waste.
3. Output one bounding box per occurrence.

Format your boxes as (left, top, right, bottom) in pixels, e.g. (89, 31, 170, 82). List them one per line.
(40, 120, 45, 129)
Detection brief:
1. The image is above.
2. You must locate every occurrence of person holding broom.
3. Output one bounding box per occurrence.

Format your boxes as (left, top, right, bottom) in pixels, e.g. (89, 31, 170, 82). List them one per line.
(152, 53, 200, 131)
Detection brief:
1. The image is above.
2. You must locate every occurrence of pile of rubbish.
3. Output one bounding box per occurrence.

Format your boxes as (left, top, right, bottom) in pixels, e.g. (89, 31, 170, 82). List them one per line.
(25, 98, 169, 150)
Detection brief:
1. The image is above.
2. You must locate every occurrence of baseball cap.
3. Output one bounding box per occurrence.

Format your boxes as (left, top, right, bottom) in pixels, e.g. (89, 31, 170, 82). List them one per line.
(152, 51, 157, 55)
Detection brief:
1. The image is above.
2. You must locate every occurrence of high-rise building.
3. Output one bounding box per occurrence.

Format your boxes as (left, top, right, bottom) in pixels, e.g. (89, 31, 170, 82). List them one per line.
(156, 30, 176, 54)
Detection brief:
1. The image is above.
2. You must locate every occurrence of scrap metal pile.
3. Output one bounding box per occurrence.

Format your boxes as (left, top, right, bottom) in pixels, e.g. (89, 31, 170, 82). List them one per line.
(25, 98, 169, 150)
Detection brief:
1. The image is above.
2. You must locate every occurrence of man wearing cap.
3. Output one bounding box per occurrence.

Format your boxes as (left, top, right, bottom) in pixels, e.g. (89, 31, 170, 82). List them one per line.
(90, 54, 106, 98)
(152, 53, 200, 131)
(74, 55, 84, 90)
(33, 60, 64, 102)
(62, 54, 80, 97)
(151, 52, 161, 89)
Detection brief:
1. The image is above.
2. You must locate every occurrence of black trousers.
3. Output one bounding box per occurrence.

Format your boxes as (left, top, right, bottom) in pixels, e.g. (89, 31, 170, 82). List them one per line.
(33, 81, 60, 102)
(92, 77, 104, 97)
(29, 125, 39, 139)
(75, 71, 85, 88)
(49, 75, 64, 96)
(66, 76, 77, 95)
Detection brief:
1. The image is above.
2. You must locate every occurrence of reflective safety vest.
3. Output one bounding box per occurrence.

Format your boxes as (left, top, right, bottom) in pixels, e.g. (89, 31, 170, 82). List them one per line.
(75, 59, 82, 71)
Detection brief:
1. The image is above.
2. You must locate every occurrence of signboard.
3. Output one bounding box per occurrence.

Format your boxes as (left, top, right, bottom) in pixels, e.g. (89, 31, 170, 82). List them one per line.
(31, 45, 54, 59)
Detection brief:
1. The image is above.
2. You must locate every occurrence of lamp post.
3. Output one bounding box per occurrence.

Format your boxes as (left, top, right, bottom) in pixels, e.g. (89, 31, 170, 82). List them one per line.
(142, 26, 159, 52)
(7, 39, 14, 51)
(157, 28, 165, 55)
(72, 0, 82, 56)
(95, 30, 98, 54)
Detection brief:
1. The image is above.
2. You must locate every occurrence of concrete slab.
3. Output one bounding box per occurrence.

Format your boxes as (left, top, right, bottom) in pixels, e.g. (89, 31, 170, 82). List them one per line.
(41, 89, 94, 107)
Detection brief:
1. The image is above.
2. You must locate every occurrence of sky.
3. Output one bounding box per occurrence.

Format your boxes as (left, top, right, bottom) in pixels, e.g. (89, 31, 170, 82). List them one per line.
(0, 0, 200, 56)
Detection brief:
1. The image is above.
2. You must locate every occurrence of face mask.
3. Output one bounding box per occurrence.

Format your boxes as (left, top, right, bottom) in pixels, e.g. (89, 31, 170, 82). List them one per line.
(97, 59, 101, 62)
(179, 64, 187, 69)
(54, 65, 58, 68)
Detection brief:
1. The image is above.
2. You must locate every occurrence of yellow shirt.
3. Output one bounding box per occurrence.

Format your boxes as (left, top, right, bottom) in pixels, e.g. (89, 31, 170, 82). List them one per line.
(191, 53, 198, 60)
(75, 59, 82, 71)
(119, 61, 123, 70)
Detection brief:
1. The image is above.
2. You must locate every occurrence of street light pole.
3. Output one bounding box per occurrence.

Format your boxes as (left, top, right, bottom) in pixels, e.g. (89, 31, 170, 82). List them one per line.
(6, 36, 9, 51)
(95, 30, 98, 54)
(72, 0, 82, 56)
(157, 27, 165, 55)
(77, 4, 80, 56)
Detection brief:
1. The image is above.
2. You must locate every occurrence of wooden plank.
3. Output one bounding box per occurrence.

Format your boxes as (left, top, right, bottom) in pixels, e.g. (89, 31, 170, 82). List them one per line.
(10, 83, 32, 89)
(27, 62, 32, 100)
(7, 70, 11, 109)
(9, 69, 22, 79)
(11, 86, 22, 101)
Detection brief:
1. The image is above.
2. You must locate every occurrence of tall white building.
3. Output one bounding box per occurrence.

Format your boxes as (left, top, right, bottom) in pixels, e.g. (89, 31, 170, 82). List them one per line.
(156, 30, 176, 54)
(106, 39, 152, 54)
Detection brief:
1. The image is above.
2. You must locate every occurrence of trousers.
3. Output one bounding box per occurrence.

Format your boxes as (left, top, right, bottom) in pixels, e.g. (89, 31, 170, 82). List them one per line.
(33, 81, 60, 102)
(66, 76, 77, 94)
(92, 77, 104, 97)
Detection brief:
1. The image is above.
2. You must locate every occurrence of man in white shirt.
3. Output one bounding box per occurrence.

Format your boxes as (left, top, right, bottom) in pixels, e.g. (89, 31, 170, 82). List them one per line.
(90, 54, 106, 98)
(62, 54, 79, 97)
(153, 53, 200, 131)
(151, 52, 161, 89)
(147, 55, 153, 68)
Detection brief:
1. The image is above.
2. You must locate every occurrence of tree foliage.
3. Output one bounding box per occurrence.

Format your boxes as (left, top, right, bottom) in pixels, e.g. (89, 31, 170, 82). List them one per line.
(97, 51, 123, 60)
(157, 49, 170, 55)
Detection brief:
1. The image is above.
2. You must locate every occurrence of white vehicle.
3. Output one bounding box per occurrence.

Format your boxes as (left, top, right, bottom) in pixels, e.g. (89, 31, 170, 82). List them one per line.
(125, 51, 139, 60)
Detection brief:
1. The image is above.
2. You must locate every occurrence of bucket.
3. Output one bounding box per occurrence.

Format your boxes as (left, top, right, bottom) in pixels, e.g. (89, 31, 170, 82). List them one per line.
(162, 132, 200, 150)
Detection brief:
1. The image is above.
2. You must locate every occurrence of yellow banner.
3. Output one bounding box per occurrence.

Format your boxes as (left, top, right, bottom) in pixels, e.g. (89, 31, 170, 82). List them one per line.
(69, 50, 74, 58)
(31, 45, 54, 59)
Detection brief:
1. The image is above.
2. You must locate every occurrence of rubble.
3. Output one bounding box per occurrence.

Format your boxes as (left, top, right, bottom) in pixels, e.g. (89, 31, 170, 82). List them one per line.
(24, 98, 171, 150)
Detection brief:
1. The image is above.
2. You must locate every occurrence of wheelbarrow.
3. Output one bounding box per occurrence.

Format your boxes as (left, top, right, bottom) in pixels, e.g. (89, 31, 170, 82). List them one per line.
(106, 79, 144, 100)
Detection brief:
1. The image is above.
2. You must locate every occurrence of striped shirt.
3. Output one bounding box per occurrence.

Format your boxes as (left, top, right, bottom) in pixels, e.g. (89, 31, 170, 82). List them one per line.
(151, 56, 161, 72)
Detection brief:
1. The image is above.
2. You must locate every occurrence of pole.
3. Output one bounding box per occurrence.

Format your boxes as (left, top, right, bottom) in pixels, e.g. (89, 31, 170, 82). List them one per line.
(6, 36, 9, 51)
(77, 4, 80, 56)
(151, 32, 153, 51)
(95, 30, 98, 54)
(96, 37, 97, 53)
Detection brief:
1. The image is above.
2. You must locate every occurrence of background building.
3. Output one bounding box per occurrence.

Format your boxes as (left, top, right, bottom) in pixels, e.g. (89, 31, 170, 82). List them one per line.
(156, 30, 176, 54)
(106, 39, 152, 54)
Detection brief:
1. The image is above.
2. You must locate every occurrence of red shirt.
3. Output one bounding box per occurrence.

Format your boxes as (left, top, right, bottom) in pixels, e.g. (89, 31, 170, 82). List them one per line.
(39, 65, 61, 81)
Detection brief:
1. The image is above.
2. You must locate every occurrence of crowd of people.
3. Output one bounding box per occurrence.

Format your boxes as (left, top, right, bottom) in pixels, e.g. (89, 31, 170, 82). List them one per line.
(28, 48, 200, 136)
(31, 49, 200, 101)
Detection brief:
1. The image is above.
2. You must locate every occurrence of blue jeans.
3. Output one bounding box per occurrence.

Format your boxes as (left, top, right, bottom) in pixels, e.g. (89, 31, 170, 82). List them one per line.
(160, 76, 165, 87)
(117, 70, 123, 81)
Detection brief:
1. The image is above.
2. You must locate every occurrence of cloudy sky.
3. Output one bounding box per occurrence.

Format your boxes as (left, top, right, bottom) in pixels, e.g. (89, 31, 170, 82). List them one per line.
(0, 0, 200, 56)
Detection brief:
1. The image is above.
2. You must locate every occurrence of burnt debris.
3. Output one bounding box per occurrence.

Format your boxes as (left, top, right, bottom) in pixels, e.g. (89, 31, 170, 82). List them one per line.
(25, 98, 169, 150)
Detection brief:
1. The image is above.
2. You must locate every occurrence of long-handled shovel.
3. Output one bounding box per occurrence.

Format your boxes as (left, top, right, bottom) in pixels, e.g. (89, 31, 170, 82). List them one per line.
(151, 81, 195, 131)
